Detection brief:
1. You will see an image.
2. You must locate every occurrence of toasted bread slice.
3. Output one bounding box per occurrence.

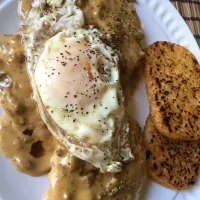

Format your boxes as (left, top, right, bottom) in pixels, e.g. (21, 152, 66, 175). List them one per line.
(145, 116, 200, 190)
(145, 41, 200, 140)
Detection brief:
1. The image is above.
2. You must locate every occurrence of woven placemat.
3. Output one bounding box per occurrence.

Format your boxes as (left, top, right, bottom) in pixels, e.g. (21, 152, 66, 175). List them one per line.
(170, 0, 200, 46)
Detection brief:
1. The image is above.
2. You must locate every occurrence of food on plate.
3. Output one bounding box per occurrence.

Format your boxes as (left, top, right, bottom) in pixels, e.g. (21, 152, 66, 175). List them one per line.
(76, 0, 144, 99)
(19, 0, 144, 173)
(0, 35, 55, 176)
(145, 41, 200, 141)
(0, 115, 54, 176)
(0, 34, 145, 199)
(43, 117, 145, 200)
(33, 28, 132, 173)
(0, 0, 146, 199)
(145, 116, 200, 190)
(144, 41, 200, 190)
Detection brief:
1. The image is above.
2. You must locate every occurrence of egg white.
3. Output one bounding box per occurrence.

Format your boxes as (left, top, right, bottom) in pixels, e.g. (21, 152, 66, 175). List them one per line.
(35, 28, 125, 144)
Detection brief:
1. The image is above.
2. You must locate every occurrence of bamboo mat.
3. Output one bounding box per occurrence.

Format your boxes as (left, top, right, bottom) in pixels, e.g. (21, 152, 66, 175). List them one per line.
(170, 0, 200, 46)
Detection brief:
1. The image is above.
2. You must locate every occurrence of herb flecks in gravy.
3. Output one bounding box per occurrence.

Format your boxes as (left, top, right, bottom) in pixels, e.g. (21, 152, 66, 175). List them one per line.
(43, 127, 145, 200)
(0, 34, 145, 200)
(0, 35, 54, 176)
(76, 0, 144, 100)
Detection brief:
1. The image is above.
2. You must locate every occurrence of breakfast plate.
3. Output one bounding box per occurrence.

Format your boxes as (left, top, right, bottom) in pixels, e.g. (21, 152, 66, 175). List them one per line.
(0, 0, 200, 200)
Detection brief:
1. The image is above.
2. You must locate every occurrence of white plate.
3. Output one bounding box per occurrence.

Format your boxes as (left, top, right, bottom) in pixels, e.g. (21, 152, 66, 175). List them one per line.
(0, 0, 200, 200)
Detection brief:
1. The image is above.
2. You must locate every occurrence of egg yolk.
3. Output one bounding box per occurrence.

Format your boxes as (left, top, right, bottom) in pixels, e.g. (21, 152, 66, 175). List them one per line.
(45, 39, 107, 110)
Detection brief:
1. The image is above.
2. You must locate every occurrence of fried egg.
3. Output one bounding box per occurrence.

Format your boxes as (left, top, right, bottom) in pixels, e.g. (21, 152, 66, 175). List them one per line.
(21, 0, 134, 173)
(35, 28, 124, 144)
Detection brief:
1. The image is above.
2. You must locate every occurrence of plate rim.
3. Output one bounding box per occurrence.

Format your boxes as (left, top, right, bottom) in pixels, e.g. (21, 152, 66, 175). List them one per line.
(0, 0, 199, 200)
(138, 0, 200, 63)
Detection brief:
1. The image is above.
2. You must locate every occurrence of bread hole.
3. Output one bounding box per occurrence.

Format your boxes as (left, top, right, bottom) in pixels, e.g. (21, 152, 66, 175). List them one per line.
(56, 148, 64, 157)
(76, 0, 87, 7)
(30, 141, 45, 158)
(23, 129, 33, 136)
(15, 52, 25, 64)
(87, 172, 97, 187)
(16, 104, 26, 115)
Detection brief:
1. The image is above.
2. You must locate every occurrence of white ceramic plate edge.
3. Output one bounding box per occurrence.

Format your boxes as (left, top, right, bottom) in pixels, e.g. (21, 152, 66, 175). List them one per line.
(0, 0, 200, 200)
(137, 0, 200, 63)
